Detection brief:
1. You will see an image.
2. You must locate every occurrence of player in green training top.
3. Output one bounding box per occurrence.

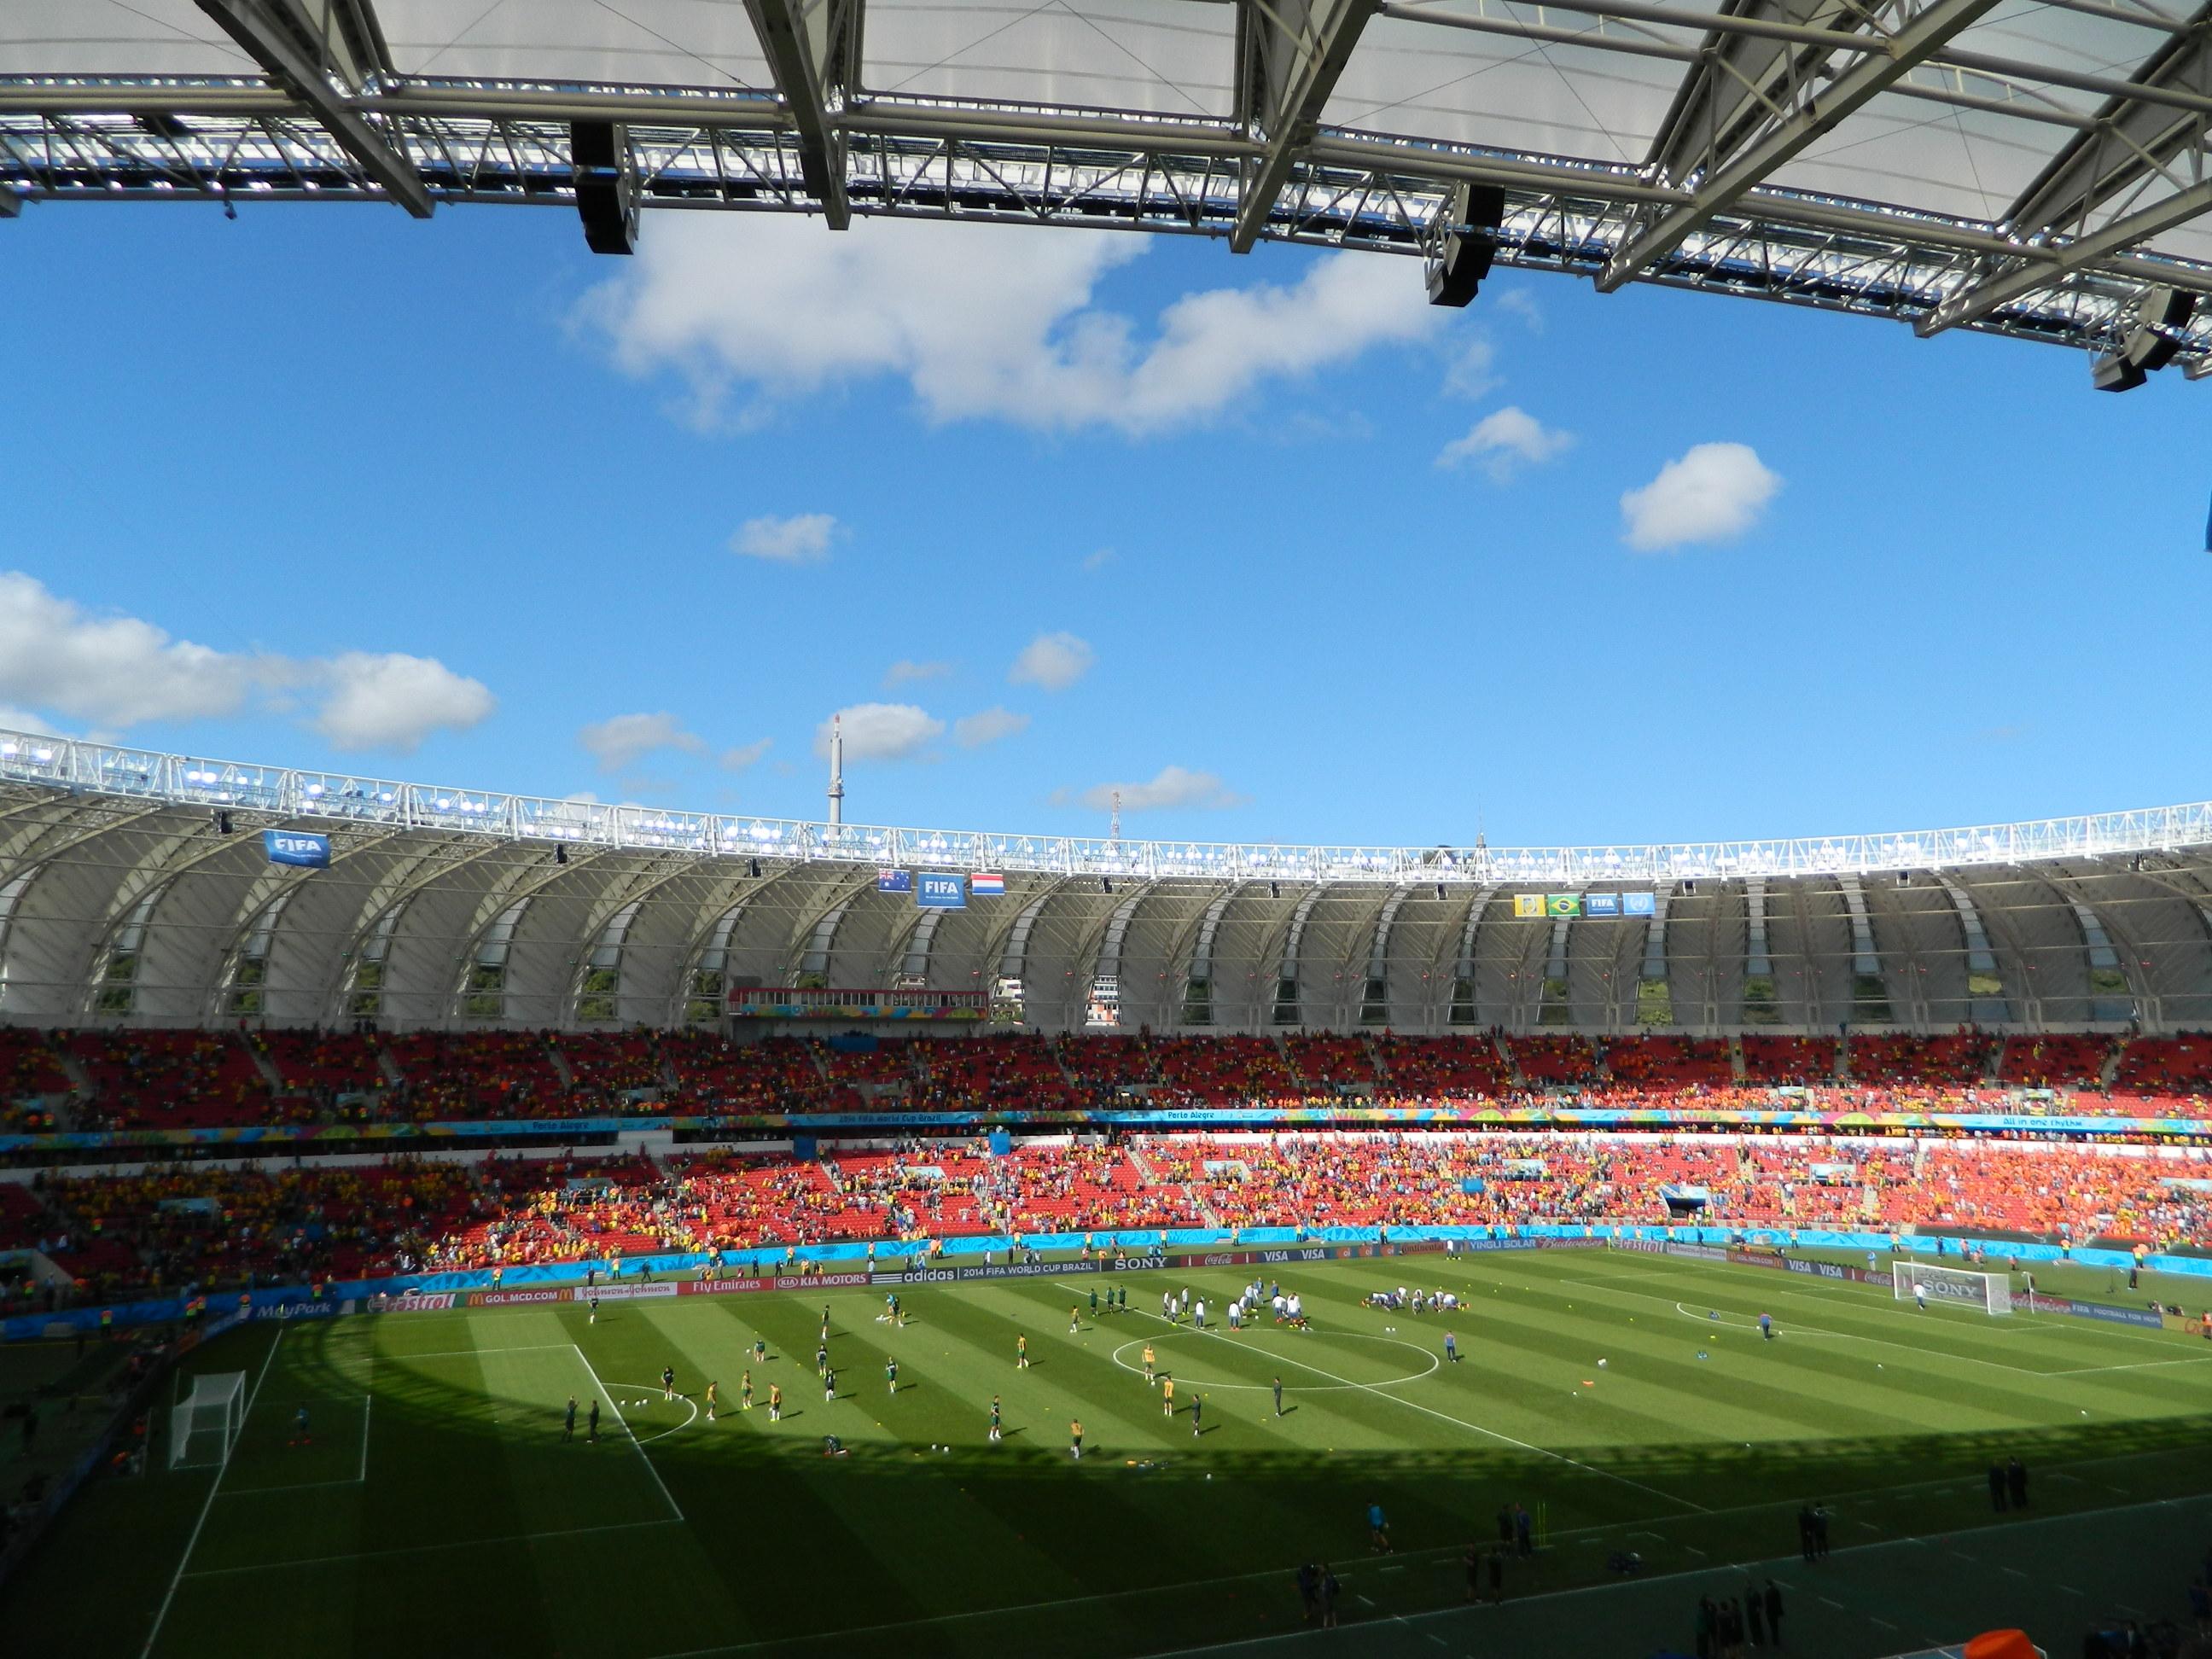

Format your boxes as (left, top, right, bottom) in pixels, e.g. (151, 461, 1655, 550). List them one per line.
(989, 1394, 1002, 1442)
(885, 1357, 899, 1395)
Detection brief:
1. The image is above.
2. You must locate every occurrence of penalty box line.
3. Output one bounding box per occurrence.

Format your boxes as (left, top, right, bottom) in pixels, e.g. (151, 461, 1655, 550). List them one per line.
(142, 1324, 288, 1658)
(1053, 1282, 1706, 1516)
(179, 1517, 684, 1580)
(217, 1392, 373, 1497)
(573, 1343, 685, 1523)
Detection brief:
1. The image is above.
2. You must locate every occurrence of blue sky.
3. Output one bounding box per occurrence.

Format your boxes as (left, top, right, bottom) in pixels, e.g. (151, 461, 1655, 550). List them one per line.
(0, 200, 2205, 849)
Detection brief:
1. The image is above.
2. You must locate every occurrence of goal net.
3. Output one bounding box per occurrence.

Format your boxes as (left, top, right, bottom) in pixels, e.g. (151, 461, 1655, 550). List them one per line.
(1893, 1261, 2013, 1316)
(171, 1371, 247, 1470)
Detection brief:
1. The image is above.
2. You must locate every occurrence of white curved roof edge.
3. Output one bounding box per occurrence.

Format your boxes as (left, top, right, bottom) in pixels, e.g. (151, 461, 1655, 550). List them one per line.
(1, 727, 2206, 883)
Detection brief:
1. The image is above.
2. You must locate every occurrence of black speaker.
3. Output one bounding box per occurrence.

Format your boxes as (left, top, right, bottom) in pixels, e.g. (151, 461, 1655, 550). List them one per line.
(1427, 182, 1505, 308)
(2124, 285, 2194, 372)
(2091, 351, 2148, 393)
(571, 120, 637, 255)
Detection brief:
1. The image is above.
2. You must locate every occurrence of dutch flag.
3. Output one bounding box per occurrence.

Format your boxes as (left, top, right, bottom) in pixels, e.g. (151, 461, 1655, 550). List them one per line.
(971, 872, 1006, 896)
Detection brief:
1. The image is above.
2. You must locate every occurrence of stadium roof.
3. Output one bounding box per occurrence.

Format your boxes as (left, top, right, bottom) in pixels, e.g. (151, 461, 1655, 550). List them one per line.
(5, 726, 2210, 884)
(6, 0, 2212, 370)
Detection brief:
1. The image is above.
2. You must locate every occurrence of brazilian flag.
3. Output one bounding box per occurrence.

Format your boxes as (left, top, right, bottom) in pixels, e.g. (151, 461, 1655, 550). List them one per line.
(1545, 894, 1583, 918)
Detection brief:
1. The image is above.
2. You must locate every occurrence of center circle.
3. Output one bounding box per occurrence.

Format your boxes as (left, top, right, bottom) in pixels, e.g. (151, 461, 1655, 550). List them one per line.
(1109, 1330, 1440, 1393)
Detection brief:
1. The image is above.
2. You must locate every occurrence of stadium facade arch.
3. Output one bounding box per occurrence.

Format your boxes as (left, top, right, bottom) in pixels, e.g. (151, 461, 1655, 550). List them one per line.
(3, 729, 2210, 1035)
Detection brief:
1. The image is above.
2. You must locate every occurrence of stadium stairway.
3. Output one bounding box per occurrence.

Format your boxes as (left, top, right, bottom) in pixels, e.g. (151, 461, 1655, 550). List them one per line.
(242, 1034, 283, 1092)
(1728, 1034, 1747, 1080)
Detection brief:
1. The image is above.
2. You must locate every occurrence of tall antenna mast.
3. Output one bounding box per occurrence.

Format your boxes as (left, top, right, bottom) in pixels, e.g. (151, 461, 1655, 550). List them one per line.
(827, 714, 846, 827)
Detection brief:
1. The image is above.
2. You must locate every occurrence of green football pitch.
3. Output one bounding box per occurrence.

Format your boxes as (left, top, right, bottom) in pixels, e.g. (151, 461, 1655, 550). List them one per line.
(7, 1247, 2212, 1659)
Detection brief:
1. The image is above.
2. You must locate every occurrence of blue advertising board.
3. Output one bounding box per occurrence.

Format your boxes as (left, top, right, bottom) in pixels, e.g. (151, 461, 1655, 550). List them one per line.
(263, 830, 330, 869)
(917, 873, 966, 910)
(1585, 892, 1621, 917)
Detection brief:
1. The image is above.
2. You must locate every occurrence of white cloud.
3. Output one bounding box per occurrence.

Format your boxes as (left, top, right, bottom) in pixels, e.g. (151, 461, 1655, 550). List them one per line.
(1442, 335, 1499, 399)
(731, 512, 841, 563)
(1081, 548, 1115, 573)
(1074, 766, 1248, 813)
(312, 653, 496, 754)
(0, 571, 259, 727)
(720, 738, 772, 771)
(579, 712, 707, 773)
(1494, 289, 1545, 331)
(954, 707, 1031, 748)
(883, 658, 952, 689)
(1437, 405, 1575, 481)
(581, 214, 1438, 435)
(1620, 442, 1782, 550)
(1009, 632, 1095, 692)
(0, 573, 492, 752)
(817, 702, 945, 762)
(0, 707, 67, 738)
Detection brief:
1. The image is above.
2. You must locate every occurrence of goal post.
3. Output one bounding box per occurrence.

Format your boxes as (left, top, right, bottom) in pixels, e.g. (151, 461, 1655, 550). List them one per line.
(170, 1371, 247, 1470)
(1892, 1260, 2013, 1316)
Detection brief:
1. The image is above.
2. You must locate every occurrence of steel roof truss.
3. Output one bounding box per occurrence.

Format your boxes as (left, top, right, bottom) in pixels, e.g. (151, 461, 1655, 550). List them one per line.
(744, 0, 855, 226)
(1599, 0, 2007, 290)
(1231, 0, 1378, 251)
(195, 0, 432, 216)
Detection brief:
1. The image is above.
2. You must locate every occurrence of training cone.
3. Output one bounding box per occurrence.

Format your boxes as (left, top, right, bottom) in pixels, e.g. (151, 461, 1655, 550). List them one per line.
(1962, 1632, 2035, 1659)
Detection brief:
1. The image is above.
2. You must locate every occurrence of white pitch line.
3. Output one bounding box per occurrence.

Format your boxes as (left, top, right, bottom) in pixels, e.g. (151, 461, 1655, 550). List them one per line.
(143, 1324, 286, 1658)
(573, 1344, 684, 1522)
(358, 1391, 372, 1481)
(2041, 1354, 2212, 1377)
(1056, 1284, 1707, 1516)
(1630, 1293, 2054, 1379)
(383, 1343, 578, 1361)
(180, 1517, 683, 1579)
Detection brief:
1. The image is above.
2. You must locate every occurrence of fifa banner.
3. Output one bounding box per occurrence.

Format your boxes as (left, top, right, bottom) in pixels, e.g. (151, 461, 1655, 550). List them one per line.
(263, 830, 331, 869)
(1514, 892, 1656, 919)
(917, 873, 966, 910)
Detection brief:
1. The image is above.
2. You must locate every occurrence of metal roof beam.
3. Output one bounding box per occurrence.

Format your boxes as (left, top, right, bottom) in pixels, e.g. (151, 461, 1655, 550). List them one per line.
(1994, 3, 2212, 239)
(742, 0, 855, 228)
(1231, 0, 1379, 252)
(195, 0, 431, 216)
(1919, 174, 2212, 332)
(1598, 0, 2005, 291)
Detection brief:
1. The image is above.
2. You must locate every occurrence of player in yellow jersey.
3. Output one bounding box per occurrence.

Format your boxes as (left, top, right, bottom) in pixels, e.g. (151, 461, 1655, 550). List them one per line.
(1161, 1375, 1175, 1417)
(1143, 1343, 1156, 1384)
